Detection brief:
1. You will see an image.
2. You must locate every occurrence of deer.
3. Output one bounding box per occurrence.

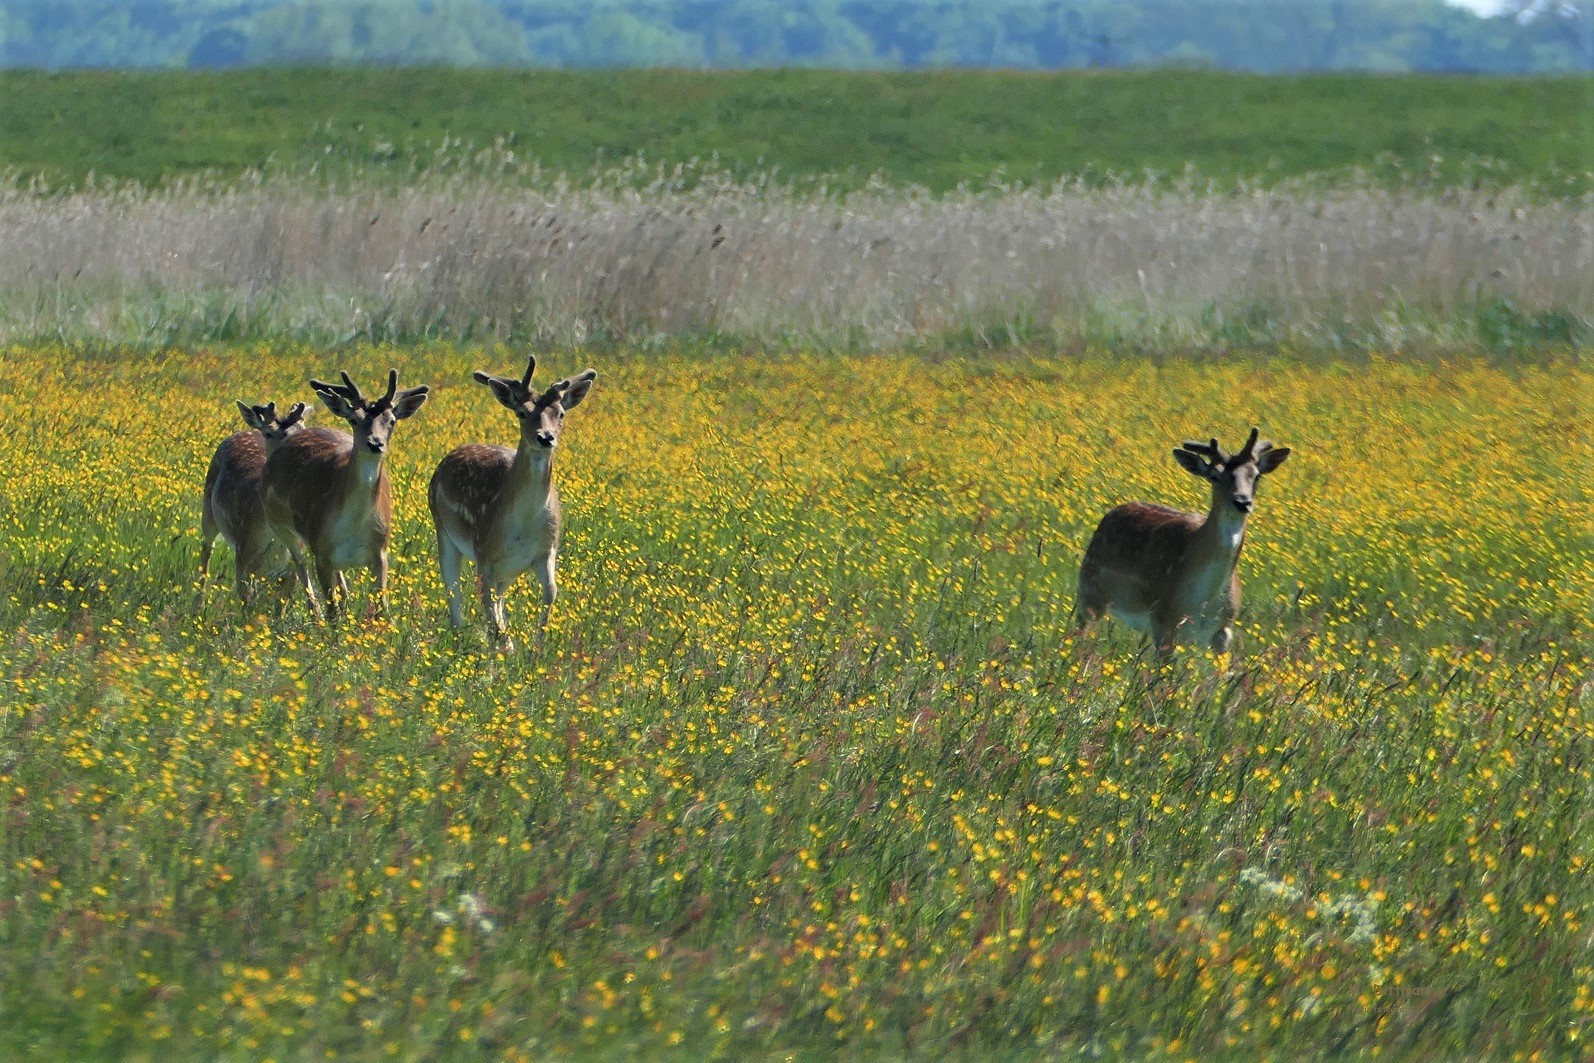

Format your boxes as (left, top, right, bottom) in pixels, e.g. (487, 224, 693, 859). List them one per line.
(199, 400, 309, 606)
(262, 369, 429, 621)
(428, 355, 596, 651)
(1074, 426, 1290, 659)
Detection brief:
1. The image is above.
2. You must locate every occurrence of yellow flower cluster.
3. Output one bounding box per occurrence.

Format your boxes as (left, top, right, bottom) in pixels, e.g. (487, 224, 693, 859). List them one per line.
(0, 342, 1587, 1059)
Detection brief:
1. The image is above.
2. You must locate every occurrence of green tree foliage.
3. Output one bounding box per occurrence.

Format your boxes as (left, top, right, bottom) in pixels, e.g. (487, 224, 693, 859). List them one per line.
(0, 0, 1587, 72)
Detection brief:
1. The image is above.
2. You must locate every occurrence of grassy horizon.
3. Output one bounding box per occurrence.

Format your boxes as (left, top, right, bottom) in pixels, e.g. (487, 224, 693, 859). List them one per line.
(1, 67, 1589, 193)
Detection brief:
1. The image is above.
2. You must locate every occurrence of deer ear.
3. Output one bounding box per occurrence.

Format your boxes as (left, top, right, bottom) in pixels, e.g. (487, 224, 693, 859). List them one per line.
(392, 386, 430, 420)
(1173, 449, 1216, 479)
(312, 384, 357, 419)
(1257, 446, 1291, 474)
(475, 372, 520, 411)
(236, 400, 263, 429)
(559, 369, 597, 410)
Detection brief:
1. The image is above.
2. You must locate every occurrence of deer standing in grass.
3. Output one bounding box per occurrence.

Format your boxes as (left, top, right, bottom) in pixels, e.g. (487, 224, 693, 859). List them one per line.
(1075, 427, 1290, 658)
(428, 356, 596, 650)
(263, 369, 429, 621)
(200, 400, 309, 606)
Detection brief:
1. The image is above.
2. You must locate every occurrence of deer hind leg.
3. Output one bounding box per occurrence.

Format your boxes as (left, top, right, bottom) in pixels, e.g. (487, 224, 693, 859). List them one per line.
(1150, 617, 1180, 664)
(279, 533, 324, 620)
(199, 502, 219, 585)
(1071, 567, 1105, 631)
(233, 545, 261, 610)
(437, 534, 466, 628)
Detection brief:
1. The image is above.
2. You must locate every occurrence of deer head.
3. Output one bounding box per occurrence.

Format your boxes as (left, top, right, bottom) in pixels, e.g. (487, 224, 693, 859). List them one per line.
(310, 369, 430, 455)
(472, 355, 596, 451)
(235, 400, 309, 449)
(1171, 427, 1290, 514)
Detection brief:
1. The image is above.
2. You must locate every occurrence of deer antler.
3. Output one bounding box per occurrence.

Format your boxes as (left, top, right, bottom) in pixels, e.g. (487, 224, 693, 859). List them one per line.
(1238, 426, 1260, 460)
(521, 355, 537, 390)
(339, 371, 369, 406)
(380, 369, 398, 408)
(1179, 437, 1227, 465)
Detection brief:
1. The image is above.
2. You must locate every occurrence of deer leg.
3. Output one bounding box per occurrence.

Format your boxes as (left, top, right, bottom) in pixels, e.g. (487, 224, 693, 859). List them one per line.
(437, 535, 465, 628)
(233, 535, 271, 611)
(317, 557, 344, 623)
(199, 504, 218, 582)
(371, 548, 389, 618)
(1151, 622, 1178, 664)
(233, 557, 254, 611)
(478, 575, 513, 652)
(279, 534, 323, 620)
(532, 551, 557, 645)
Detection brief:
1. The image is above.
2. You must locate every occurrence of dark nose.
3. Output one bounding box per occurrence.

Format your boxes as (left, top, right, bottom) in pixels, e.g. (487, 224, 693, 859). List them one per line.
(367, 439, 386, 453)
(1232, 497, 1253, 513)
(536, 431, 556, 448)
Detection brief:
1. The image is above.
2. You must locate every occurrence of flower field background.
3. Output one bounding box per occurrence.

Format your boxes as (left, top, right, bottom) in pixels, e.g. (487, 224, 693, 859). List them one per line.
(0, 342, 1589, 1060)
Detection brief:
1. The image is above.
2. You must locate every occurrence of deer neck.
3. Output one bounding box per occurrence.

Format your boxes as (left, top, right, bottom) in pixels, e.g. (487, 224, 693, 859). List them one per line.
(1195, 490, 1249, 568)
(509, 437, 556, 509)
(348, 441, 388, 494)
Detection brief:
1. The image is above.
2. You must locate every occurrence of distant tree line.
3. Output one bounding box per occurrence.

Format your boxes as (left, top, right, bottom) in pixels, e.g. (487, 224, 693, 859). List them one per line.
(1, 0, 1588, 72)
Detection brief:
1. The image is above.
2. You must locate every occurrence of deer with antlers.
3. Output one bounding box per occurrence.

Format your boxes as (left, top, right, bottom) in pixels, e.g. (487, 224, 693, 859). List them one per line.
(1075, 427, 1290, 658)
(428, 355, 596, 650)
(200, 400, 309, 606)
(262, 369, 429, 621)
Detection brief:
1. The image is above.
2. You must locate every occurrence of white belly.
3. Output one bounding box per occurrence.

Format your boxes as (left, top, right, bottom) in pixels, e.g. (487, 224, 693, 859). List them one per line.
(1108, 604, 1154, 634)
(448, 530, 478, 563)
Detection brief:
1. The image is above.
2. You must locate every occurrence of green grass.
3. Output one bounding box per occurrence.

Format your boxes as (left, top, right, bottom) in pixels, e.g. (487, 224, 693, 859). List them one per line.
(0, 342, 1589, 1060)
(1, 67, 1589, 192)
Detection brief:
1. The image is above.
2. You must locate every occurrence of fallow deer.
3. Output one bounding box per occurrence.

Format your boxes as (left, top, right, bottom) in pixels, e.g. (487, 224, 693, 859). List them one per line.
(200, 400, 308, 606)
(262, 369, 429, 621)
(428, 355, 596, 650)
(1075, 427, 1290, 657)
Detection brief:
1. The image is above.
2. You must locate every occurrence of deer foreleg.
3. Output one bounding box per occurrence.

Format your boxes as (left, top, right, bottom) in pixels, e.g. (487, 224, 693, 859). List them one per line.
(315, 556, 344, 623)
(371, 548, 389, 618)
(478, 576, 513, 652)
(532, 551, 557, 644)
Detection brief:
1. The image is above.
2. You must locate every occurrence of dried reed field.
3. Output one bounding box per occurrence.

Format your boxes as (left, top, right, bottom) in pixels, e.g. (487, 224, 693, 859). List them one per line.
(1, 170, 1587, 350)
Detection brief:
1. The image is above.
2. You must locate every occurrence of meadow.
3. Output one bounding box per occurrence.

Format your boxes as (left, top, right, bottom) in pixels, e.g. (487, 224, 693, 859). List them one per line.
(0, 341, 1589, 1060)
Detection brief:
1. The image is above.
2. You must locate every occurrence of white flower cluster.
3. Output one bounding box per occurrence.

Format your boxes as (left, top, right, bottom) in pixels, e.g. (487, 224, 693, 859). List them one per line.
(432, 891, 497, 935)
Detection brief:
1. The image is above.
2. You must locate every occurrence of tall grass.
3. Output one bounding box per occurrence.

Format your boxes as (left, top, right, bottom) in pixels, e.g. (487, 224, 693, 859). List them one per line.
(1, 167, 1588, 352)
